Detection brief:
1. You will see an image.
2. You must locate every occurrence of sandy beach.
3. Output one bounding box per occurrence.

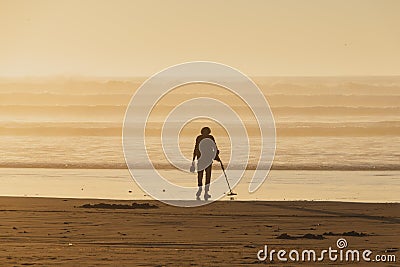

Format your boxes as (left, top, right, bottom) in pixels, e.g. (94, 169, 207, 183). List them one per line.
(0, 197, 398, 266)
(1, 1, 400, 266)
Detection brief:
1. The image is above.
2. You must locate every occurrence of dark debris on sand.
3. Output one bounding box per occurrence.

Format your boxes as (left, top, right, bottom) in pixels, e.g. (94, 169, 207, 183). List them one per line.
(323, 230, 369, 237)
(276, 233, 325, 240)
(277, 230, 369, 240)
(79, 202, 159, 210)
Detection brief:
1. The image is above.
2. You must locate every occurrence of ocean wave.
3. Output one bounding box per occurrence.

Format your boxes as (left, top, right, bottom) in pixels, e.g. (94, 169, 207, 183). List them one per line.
(2, 77, 400, 96)
(0, 93, 131, 105)
(0, 105, 399, 115)
(0, 121, 399, 136)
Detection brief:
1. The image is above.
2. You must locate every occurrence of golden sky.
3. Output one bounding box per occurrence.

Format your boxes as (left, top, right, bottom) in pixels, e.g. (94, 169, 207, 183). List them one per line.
(0, 0, 399, 77)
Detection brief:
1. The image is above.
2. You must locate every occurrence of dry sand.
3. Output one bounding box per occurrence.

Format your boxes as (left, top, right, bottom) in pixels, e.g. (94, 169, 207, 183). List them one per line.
(0, 197, 398, 266)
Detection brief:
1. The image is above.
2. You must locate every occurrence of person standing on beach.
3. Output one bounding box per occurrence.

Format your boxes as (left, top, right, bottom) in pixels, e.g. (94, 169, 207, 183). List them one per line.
(191, 127, 220, 200)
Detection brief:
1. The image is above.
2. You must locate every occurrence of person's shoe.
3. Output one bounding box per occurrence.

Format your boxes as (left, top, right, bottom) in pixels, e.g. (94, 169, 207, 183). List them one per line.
(196, 186, 202, 200)
(204, 184, 211, 200)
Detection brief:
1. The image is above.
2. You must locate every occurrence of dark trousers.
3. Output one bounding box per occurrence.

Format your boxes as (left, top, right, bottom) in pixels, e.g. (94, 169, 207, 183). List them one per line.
(197, 164, 212, 186)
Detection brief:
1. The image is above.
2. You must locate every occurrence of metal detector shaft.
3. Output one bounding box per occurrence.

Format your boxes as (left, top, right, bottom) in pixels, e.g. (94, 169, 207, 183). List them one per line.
(220, 161, 234, 194)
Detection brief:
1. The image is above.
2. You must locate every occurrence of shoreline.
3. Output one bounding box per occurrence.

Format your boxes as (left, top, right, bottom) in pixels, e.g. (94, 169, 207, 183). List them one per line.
(1, 168, 399, 203)
(1, 165, 400, 171)
(1, 195, 399, 204)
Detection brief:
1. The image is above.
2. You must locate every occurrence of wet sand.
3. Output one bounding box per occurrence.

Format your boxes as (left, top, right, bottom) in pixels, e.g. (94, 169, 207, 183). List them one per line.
(0, 197, 398, 266)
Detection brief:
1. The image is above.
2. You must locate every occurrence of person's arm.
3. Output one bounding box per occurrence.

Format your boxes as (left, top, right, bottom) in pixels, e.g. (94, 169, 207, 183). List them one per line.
(192, 136, 199, 161)
(211, 136, 221, 162)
